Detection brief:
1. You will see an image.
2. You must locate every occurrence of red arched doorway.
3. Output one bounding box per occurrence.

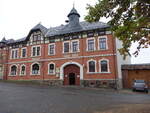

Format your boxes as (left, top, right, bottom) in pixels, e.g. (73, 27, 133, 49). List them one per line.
(64, 64, 80, 85)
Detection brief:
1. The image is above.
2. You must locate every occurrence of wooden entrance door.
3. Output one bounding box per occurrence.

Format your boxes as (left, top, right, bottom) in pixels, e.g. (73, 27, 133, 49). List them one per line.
(64, 64, 80, 85)
(69, 73, 75, 85)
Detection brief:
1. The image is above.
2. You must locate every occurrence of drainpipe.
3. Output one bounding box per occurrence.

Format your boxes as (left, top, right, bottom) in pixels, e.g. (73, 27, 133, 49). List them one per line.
(42, 36, 46, 83)
(81, 32, 85, 86)
(112, 32, 118, 90)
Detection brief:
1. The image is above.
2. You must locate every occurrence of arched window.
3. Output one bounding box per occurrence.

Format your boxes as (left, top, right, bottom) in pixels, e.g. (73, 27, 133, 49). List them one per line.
(100, 60, 109, 72)
(20, 65, 26, 75)
(88, 60, 96, 72)
(32, 63, 40, 75)
(48, 63, 55, 74)
(11, 65, 17, 75)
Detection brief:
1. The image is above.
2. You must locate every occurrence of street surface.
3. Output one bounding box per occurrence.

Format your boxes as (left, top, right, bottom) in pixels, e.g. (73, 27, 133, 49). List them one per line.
(0, 82, 150, 113)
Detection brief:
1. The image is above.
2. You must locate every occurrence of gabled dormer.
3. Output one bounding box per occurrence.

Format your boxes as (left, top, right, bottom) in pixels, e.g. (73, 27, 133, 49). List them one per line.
(27, 23, 48, 44)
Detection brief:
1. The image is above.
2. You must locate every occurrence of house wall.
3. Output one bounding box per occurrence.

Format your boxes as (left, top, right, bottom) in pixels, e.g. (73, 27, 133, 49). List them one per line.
(0, 47, 9, 80)
(115, 38, 131, 88)
(5, 32, 119, 88)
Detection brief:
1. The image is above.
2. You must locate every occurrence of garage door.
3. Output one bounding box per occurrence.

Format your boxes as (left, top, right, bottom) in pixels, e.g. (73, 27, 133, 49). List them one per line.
(123, 70, 150, 88)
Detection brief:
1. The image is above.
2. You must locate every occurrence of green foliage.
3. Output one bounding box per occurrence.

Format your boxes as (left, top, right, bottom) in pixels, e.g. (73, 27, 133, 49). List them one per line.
(85, 0, 150, 58)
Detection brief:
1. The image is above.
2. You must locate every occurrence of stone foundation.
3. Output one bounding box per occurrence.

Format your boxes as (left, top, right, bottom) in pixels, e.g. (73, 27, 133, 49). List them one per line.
(42, 80, 63, 86)
(41, 79, 117, 88)
(5, 79, 117, 89)
(81, 80, 117, 88)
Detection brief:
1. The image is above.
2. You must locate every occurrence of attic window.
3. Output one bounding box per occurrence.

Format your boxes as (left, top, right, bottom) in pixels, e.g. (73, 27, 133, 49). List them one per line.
(98, 30, 105, 36)
(64, 36, 70, 40)
(72, 35, 79, 39)
(87, 32, 94, 37)
(32, 32, 41, 42)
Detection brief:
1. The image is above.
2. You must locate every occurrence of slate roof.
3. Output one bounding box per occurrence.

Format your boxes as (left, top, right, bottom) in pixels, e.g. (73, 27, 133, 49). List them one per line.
(0, 23, 48, 45)
(45, 21, 109, 37)
(0, 8, 110, 45)
(13, 37, 26, 43)
(68, 7, 80, 17)
(31, 23, 48, 35)
(0, 37, 7, 43)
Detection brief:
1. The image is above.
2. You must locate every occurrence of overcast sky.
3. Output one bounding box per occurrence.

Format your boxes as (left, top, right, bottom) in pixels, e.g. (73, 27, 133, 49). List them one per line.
(0, 0, 150, 64)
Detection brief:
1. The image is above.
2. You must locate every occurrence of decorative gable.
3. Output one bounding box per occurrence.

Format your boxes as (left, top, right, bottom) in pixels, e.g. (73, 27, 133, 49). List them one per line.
(30, 31, 43, 42)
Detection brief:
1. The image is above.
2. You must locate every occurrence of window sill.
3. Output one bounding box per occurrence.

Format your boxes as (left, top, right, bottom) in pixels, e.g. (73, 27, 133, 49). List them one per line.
(87, 72, 111, 74)
(8, 75, 17, 77)
(99, 72, 111, 74)
(20, 57, 27, 59)
(71, 51, 80, 54)
(48, 54, 55, 56)
(19, 75, 26, 76)
(63, 51, 80, 54)
(31, 56, 41, 58)
(48, 73, 55, 75)
(87, 72, 98, 74)
(30, 74, 40, 76)
(98, 49, 108, 51)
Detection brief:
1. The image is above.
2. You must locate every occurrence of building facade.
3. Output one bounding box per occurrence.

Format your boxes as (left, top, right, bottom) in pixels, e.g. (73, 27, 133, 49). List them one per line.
(0, 8, 130, 88)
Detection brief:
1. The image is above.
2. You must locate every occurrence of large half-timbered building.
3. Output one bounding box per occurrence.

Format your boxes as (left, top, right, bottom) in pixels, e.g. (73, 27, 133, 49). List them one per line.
(0, 7, 130, 88)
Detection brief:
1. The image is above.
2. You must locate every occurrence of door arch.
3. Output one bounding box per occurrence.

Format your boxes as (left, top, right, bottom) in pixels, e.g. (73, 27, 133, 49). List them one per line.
(64, 64, 80, 85)
(60, 61, 83, 80)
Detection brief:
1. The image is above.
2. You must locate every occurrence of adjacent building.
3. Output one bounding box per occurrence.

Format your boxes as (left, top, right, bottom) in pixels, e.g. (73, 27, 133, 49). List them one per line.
(0, 7, 130, 88)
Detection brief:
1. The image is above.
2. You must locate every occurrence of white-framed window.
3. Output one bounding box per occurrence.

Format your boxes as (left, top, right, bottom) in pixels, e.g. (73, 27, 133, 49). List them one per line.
(48, 43, 55, 55)
(48, 63, 55, 75)
(87, 60, 96, 73)
(11, 49, 19, 59)
(99, 59, 110, 73)
(31, 63, 40, 75)
(10, 65, 17, 76)
(71, 40, 79, 53)
(63, 41, 70, 53)
(20, 65, 26, 76)
(21, 47, 27, 58)
(32, 32, 41, 42)
(98, 36, 108, 50)
(31, 45, 41, 57)
(87, 38, 95, 51)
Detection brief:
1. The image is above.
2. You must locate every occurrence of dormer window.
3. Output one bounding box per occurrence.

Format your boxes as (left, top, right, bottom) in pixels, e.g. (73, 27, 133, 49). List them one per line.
(32, 32, 41, 42)
(72, 35, 79, 39)
(98, 30, 105, 36)
(87, 32, 94, 37)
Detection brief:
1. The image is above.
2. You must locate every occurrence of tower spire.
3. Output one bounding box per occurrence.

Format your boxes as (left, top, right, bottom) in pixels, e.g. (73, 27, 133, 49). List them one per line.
(67, 4, 80, 26)
(73, 1, 75, 8)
